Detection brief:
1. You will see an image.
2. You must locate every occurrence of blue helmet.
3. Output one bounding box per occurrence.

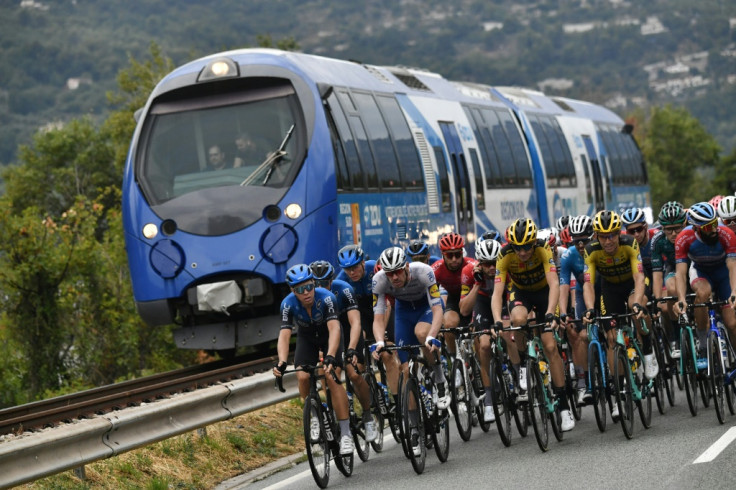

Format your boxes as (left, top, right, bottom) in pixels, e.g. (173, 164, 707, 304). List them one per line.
(688, 202, 716, 226)
(406, 240, 429, 257)
(337, 244, 364, 268)
(621, 208, 646, 226)
(309, 260, 334, 281)
(285, 264, 313, 286)
(481, 230, 502, 242)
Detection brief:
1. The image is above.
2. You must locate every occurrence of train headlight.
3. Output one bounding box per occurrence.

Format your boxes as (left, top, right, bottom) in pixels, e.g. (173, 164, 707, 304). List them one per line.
(142, 223, 158, 239)
(284, 203, 302, 220)
(197, 58, 239, 82)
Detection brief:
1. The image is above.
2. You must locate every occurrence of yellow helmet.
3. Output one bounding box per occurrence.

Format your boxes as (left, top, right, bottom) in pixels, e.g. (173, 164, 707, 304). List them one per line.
(507, 218, 538, 246)
(593, 210, 622, 233)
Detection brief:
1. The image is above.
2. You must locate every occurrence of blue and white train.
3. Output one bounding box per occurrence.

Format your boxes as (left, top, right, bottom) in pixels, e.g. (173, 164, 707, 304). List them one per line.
(122, 49, 650, 351)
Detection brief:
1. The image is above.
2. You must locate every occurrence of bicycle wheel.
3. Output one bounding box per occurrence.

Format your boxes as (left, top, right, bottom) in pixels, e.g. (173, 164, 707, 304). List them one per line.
(429, 391, 450, 463)
(709, 331, 726, 424)
(346, 382, 370, 463)
(402, 377, 426, 474)
(490, 357, 512, 447)
(613, 347, 635, 440)
(364, 374, 385, 453)
(303, 395, 330, 489)
(472, 358, 492, 433)
(562, 342, 582, 421)
(681, 330, 699, 416)
(510, 364, 529, 438)
(650, 332, 668, 415)
(700, 373, 712, 408)
(636, 363, 652, 429)
(726, 339, 736, 415)
(527, 359, 549, 452)
(656, 325, 677, 407)
(395, 371, 411, 459)
(451, 361, 473, 441)
(588, 343, 607, 433)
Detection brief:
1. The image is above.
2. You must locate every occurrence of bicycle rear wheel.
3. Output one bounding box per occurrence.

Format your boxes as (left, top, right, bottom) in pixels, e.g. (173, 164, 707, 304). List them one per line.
(588, 343, 607, 433)
(490, 357, 512, 447)
(681, 330, 699, 417)
(637, 368, 652, 429)
(471, 357, 492, 433)
(451, 361, 473, 441)
(651, 331, 668, 415)
(303, 395, 330, 489)
(709, 331, 726, 424)
(402, 377, 426, 474)
(528, 359, 549, 452)
(726, 340, 736, 415)
(613, 347, 635, 440)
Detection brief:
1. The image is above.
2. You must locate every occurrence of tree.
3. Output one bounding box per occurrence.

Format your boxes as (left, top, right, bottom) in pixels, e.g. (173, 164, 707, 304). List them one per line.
(636, 105, 721, 210)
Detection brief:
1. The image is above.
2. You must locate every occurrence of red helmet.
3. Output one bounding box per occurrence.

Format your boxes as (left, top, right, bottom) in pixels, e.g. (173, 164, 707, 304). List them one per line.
(439, 232, 464, 251)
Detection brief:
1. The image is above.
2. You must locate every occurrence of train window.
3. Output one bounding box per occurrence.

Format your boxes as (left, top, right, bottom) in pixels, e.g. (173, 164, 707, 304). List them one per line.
(464, 106, 503, 188)
(348, 115, 379, 189)
(499, 110, 532, 187)
(327, 92, 364, 190)
(529, 115, 558, 187)
(552, 120, 576, 187)
(599, 129, 623, 184)
(580, 154, 593, 203)
(353, 92, 401, 190)
(483, 109, 516, 186)
(468, 148, 485, 210)
(376, 95, 424, 189)
(606, 127, 633, 184)
(621, 133, 646, 185)
(433, 146, 452, 212)
(324, 94, 352, 191)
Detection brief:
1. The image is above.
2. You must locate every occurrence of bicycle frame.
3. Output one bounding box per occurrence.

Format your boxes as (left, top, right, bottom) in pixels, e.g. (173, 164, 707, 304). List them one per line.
(613, 313, 652, 402)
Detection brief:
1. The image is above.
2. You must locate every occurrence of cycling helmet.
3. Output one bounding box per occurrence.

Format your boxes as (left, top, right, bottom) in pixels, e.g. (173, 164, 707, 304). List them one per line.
(568, 215, 594, 237)
(709, 195, 725, 210)
(717, 195, 736, 221)
(481, 230, 502, 242)
(406, 240, 429, 257)
(658, 201, 687, 226)
(286, 264, 313, 287)
(593, 210, 622, 233)
(439, 232, 465, 251)
(507, 218, 538, 246)
(688, 201, 717, 226)
(337, 244, 364, 268)
(309, 260, 334, 281)
(621, 208, 646, 226)
(536, 228, 557, 247)
(555, 215, 571, 231)
(476, 238, 502, 262)
(378, 247, 407, 272)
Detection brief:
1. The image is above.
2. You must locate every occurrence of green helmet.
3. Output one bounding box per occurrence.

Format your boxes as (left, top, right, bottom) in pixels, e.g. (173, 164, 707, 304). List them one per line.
(658, 201, 686, 226)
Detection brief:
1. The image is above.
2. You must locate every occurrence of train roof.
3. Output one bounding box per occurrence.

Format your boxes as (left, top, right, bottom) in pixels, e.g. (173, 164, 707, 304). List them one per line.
(161, 49, 621, 122)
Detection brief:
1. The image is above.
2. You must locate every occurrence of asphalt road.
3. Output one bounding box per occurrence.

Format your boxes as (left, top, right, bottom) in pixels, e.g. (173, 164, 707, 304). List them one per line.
(233, 389, 736, 489)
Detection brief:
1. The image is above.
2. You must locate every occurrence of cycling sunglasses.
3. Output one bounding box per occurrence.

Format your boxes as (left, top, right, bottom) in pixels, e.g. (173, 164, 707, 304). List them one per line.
(443, 250, 463, 259)
(314, 279, 331, 289)
(511, 243, 534, 252)
(293, 282, 315, 294)
(697, 219, 718, 233)
(626, 225, 646, 234)
(479, 260, 497, 267)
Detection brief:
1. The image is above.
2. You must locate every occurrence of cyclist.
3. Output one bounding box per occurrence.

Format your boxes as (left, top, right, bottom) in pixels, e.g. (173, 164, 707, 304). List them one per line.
(490, 217, 575, 432)
(673, 202, 736, 363)
(335, 244, 401, 400)
(310, 260, 377, 442)
(459, 237, 504, 422)
(622, 207, 656, 284)
(273, 264, 354, 455)
(371, 246, 447, 456)
(717, 195, 736, 234)
(559, 214, 595, 404)
(651, 201, 688, 357)
(432, 233, 477, 358)
(406, 239, 440, 265)
(582, 210, 658, 421)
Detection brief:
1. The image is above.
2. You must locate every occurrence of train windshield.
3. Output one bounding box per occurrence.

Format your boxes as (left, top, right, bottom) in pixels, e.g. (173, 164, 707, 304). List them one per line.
(136, 80, 305, 236)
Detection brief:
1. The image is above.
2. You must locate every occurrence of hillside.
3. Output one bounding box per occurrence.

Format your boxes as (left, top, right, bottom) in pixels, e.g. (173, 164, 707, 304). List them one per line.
(1, 0, 735, 167)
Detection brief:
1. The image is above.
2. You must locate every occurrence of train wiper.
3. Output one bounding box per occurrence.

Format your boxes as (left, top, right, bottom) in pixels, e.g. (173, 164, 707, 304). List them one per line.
(240, 124, 295, 186)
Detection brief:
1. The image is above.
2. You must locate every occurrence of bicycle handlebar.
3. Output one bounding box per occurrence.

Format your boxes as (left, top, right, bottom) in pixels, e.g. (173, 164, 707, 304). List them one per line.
(274, 363, 341, 393)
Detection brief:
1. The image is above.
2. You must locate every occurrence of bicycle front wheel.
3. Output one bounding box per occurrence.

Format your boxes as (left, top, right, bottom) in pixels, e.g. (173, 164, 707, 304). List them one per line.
(588, 343, 607, 433)
(490, 357, 512, 447)
(303, 395, 330, 489)
(709, 331, 726, 424)
(402, 377, 426, 474)
(613, 346, 635, 439)
(682, 329, 699, 417)
(528, 359, 549, 452)
(451, 361, 473, 441)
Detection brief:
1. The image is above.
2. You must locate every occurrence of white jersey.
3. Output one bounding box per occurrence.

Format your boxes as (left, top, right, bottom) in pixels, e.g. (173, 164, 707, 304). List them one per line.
(372, 262, 443, 314)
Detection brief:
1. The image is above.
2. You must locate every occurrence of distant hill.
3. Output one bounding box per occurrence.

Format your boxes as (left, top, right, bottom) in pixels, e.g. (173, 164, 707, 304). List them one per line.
(1, 0, 735, 167)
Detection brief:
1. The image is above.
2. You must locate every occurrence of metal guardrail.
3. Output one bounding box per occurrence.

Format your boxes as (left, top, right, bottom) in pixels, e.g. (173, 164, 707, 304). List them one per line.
(0, 371, 299, 489)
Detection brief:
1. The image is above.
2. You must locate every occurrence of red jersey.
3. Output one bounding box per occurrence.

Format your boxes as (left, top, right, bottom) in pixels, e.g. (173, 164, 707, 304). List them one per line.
(460, 261, 493, 298)
(432, 257, 477, 298)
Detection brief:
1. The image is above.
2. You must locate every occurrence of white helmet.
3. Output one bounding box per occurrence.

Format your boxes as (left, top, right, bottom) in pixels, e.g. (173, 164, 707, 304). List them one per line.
(475, 238, 502, 262)
(568, 215, 593, 237)
(378, 247, 407, 272)
(717, 195, 736, 221)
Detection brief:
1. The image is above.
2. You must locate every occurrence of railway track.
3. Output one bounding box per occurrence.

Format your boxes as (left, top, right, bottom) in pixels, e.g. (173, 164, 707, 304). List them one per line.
(0, 352, 283, 437)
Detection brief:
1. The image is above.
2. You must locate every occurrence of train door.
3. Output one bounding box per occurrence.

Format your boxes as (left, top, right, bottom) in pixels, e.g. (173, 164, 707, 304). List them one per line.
(582, 135, 605, 212)
(438, 121, 473, 244)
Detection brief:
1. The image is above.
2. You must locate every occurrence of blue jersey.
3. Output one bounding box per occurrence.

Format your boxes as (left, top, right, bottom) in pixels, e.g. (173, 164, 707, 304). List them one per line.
(559, 246, 585, 293)
(280, 288, 339, 335)
(336, 259, 376, 312)
(327, 279, 359, 315)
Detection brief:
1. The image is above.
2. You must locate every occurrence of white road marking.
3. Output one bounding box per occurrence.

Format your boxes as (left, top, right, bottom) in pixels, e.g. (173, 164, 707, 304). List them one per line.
(693, 426, 736, 464)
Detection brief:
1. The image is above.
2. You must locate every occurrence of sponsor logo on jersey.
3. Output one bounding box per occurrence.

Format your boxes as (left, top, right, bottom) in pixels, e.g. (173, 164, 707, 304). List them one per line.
(429, 283, 441, 298)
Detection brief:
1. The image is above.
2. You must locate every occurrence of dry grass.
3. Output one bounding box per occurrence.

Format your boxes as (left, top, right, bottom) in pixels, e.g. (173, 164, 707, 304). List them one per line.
(24, 398, 305, 489)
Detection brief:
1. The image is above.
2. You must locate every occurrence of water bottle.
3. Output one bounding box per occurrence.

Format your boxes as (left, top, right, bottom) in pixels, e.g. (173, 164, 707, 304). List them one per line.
(420, 385, 433, 415)
(321, 402, 334, 441)
(627, 348, 639, 376)
(539, 360, 550, 386)
(441, 355, 449, 375)
(720, 338, 728, 363)
(377, 382, 389, 414)
(347, 391, 355, 417)
(502, 363, 514, 392)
